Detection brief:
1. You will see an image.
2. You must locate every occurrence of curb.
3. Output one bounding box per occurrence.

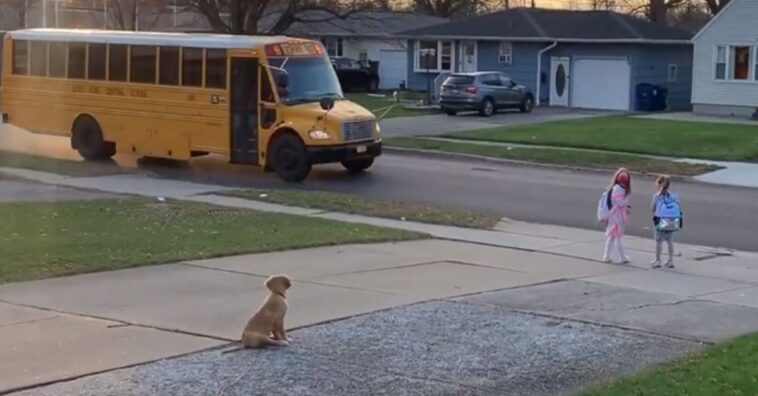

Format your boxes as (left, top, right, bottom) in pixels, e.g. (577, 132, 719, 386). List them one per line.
(383, 146, 699, 183)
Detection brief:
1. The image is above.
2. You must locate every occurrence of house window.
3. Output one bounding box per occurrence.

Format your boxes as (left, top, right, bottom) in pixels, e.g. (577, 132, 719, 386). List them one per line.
(498, 41, 512, 65)
(322, 38, 343, 57)
(715, 46, 727, 80)
(415, 40, 454, 72)
(731, 46, 751, 80)
(667, 64, 678, 82)
(715, 45, 758, 81)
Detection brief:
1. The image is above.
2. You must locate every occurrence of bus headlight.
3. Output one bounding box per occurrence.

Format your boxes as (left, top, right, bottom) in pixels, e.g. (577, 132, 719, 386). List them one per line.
(375, 121, 381, 135)
(308, 130, 331, 140)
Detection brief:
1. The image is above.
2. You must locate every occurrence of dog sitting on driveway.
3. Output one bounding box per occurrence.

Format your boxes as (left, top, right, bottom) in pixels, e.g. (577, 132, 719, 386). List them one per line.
(226, 274, 292, 351)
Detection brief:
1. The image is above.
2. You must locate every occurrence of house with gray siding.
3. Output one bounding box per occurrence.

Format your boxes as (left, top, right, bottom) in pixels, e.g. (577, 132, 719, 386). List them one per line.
(401, 8, 694, 111)
(691, 0, 758, 117)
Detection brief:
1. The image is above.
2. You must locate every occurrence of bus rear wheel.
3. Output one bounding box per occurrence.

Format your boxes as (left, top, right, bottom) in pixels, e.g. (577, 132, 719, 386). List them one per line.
(341, 157, 374, 173)
(72, 116, 115, 161)
(270, 134, 311, 182)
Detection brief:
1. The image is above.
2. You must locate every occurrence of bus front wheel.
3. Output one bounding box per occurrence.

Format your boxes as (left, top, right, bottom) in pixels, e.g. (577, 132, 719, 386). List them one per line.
(341, 157, 374, 173)
(270, 134, 311, 182)
(72, 116, 115, 161)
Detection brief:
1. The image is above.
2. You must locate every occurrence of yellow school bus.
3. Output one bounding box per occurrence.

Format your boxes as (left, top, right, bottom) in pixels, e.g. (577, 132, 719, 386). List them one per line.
(1, 29, 381, 182)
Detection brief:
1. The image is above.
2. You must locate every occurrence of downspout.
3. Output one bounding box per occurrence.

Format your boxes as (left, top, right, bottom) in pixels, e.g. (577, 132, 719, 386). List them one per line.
(535, 41, 558, 106)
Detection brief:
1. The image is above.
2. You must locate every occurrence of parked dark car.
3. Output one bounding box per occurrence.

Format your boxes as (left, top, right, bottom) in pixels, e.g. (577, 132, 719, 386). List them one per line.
(439, 72, 534, 117)
(331, 57, 380, 92)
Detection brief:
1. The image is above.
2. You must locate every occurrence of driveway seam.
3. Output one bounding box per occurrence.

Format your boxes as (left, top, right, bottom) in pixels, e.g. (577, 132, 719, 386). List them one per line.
(447, 299, 712, 345)
(0, 298, 234, 343)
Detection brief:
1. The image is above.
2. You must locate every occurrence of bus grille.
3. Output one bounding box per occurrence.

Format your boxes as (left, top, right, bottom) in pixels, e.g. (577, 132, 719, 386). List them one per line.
(341, 120, 374, 141)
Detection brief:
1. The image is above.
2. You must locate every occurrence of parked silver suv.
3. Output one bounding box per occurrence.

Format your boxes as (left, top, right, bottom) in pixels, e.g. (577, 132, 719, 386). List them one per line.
(439, 72, 534, 117)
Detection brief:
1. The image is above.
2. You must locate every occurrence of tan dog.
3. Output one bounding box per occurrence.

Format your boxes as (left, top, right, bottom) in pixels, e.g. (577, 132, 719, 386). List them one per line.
(239, 274, 292, 349)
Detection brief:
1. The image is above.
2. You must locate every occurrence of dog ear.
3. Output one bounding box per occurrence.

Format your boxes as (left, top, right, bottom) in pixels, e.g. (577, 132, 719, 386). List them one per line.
(283, 276, 292, 289)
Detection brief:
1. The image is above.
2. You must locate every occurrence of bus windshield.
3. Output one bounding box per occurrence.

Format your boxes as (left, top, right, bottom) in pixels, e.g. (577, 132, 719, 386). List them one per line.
(268, 56, 343, 105)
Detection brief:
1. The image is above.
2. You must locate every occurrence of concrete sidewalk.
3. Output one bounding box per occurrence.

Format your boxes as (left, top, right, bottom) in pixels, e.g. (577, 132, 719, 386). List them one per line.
(2, 167, 758, 394)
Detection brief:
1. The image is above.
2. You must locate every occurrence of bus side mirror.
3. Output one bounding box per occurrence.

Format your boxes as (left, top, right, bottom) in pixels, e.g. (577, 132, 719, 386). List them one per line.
(274, 71, 289, 98)
(275, 71, 289, 89)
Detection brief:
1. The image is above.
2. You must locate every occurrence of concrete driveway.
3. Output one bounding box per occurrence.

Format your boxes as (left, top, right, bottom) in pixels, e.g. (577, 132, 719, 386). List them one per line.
(379, 107, 607, 137)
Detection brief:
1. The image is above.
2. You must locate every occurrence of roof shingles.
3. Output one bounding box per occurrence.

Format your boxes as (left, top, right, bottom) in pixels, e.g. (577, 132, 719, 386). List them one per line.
(402, 8, 692, 42)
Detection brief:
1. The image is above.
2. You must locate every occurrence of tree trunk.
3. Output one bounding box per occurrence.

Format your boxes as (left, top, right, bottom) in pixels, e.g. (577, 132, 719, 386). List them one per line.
(649, 0, 668, 24)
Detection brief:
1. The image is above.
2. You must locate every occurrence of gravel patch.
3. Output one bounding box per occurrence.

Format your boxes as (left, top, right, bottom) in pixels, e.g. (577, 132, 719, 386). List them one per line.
(17, 301, 697, 396)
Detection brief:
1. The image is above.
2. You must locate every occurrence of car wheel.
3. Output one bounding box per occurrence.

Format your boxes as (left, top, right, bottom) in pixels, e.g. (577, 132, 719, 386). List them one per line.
(72, 116, 116, 161)
(520, 95, 534, 113)
(479, 98, 495, 117)
(341, 157, 374, 173)
(270, 134, 311, 182)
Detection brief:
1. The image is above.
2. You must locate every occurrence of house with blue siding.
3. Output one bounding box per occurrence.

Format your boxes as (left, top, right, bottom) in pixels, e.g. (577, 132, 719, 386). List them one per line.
(401, 8, 694, 111)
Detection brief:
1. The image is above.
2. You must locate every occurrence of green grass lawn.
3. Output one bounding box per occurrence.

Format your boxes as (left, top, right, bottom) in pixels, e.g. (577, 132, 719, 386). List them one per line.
(0, 198, 422, 283)
(453, 116, 758, 161)
(220, 188, 503, 229)
(346, 92, 436, 119)
(386, 137, 720, 176)
(579, 332, 758, 395)
(0, 150, 128, 177)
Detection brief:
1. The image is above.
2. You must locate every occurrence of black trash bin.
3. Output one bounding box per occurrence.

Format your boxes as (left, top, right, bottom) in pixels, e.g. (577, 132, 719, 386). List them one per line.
(636, 83, 668, 112)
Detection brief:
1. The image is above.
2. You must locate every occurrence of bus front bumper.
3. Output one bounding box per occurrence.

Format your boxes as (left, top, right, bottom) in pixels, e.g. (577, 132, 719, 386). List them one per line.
(307, 141, 382, 165)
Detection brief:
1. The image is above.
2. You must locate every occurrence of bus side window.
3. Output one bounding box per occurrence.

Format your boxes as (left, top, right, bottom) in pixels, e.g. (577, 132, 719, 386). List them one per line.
(130, 45, 157, 84)
(88, 43, 107, 80)
(260, 68, 275, 103)
(182, 47, 202, 87)
(13, 40, 29, 75)
(29, 41, 48, 76)
(260, 67, 276, 129)
(108, 44, 128, 82)
(159, 47, 179, 86)
(205, 49, 226, 89)
(49, 42, 66, 78)
(68, 43, 86, 79)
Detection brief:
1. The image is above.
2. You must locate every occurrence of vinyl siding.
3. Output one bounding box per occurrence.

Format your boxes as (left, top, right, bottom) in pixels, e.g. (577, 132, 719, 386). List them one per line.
(692, 0, 758, 109)
(539, 43, 692, 110)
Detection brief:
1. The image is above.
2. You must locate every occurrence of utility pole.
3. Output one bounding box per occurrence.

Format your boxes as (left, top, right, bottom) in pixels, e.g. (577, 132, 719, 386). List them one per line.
(54, 0, 59, 28)
(42, 0, 47, 27)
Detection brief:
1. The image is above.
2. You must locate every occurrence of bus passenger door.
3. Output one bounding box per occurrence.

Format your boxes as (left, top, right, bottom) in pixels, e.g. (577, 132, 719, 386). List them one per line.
(229, 57, 259, 164)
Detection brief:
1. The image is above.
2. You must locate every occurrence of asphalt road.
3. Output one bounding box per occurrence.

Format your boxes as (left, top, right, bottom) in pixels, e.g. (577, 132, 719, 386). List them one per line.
(2, 125, 757, 252)
(123, 150, 757, 253)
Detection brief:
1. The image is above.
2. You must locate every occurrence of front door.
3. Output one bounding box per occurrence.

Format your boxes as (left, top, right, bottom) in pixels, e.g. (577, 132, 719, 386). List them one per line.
(230, 57, 259, 164)
(461, 41, 477, 72)
(550, 57, 570, 107)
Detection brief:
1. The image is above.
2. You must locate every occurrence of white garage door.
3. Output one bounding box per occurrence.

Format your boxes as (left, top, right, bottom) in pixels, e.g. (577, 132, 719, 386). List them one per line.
(571, 58, 631, 111)
(378, 49, 407, 90)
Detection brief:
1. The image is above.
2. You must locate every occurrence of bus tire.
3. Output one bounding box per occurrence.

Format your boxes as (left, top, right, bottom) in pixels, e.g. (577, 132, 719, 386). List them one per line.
(270, 133, 311, 182)
(72, 116, 115, 161)
(341, 157, 374, 173)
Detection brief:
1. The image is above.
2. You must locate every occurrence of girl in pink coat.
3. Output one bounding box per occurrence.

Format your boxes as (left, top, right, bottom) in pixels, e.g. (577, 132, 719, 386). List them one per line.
(603, 168, 632, 264)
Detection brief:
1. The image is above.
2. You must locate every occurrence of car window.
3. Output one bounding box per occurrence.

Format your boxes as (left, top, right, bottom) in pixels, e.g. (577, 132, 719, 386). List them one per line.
(445, 75, 475, 85)
(480, 74, 501, 86)
(498, 74, 513, 87)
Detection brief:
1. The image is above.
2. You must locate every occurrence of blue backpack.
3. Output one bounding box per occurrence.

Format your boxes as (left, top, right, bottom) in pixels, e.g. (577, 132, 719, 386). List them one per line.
(655, 192, 682, 231)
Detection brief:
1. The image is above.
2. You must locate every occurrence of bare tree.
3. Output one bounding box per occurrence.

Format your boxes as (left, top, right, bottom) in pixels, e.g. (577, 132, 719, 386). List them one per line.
(409, 0, 488, 18)
(187, 0, 373, 35)
(105, 0, 166, 30)
(590, 0, 617, 10)
(703, 0, 729, 15)
(0, 0, 28, 28)
(642, 0, 688, 24)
